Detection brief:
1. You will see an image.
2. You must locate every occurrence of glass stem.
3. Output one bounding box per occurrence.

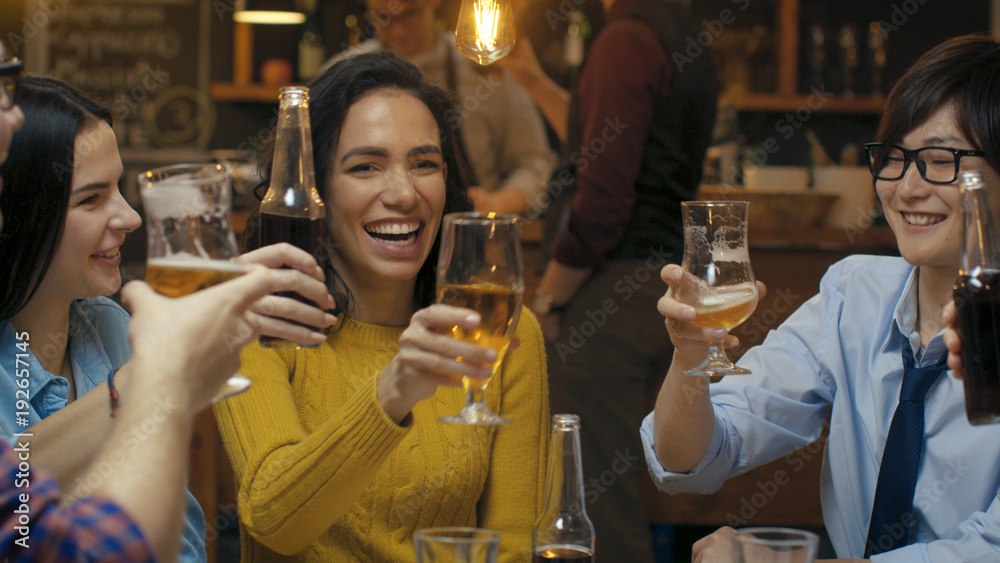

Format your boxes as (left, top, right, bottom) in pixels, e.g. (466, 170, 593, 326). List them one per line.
(708, 342, 723, 357)
(468, 390, 485, 407)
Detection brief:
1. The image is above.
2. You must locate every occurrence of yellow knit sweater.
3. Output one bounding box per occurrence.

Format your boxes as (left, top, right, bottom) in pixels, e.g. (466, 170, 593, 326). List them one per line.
(214, 307, 549, 562)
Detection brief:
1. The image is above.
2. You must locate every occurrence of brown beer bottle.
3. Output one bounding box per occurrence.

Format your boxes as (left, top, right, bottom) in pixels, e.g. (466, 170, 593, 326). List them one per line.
(258, 86, 327, 349)
(532, 414, 595, 562)
(954, 170, 1000, 424)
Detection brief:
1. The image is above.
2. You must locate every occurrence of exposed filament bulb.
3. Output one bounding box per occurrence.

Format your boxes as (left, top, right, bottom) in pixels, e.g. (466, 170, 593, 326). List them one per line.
(455, 0, 515, 65)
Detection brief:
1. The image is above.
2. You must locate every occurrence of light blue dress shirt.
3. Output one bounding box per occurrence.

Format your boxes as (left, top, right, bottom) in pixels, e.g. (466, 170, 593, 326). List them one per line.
(642, 255, 1000, 562)
(0, 297, 208, 562)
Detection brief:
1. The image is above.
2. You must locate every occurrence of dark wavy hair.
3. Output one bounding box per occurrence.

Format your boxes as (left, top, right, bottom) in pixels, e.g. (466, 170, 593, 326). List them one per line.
(876, 33, 1000, 173)
(248, 51, 473, 316)
(0, 75, 112, 321)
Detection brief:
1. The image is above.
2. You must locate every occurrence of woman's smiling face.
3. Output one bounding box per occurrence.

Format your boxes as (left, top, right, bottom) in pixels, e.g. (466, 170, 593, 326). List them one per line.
(39, 121, 141, 303)
(324, 90, 447, 293)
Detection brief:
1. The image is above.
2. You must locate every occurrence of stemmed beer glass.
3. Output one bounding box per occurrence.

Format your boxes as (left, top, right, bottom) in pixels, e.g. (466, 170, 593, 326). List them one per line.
(675, 201, 758, 376)
(139, 163, 250, 401)
(436, 212, 523, 425)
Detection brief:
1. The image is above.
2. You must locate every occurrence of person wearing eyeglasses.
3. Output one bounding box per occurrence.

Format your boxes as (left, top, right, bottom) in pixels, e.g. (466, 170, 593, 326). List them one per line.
(645, 34, 1000, 562)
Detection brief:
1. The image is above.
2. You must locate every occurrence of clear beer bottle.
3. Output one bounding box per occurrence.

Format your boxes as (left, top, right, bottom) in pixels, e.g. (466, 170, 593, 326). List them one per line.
(533, 414, 595, 562)
(258, 86, 327, 349)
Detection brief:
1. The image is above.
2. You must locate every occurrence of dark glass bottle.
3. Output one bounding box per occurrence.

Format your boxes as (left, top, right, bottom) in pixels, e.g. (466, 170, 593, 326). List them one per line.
(954, 170, 1000, 424)
(258, 86, 326, 349)
(532, 414, 595, 562)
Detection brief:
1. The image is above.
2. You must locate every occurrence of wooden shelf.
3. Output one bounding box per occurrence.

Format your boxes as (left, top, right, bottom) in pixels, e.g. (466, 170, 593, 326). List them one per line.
(722, 93, 886, 114)
(210, 81, 297, 103)
(210, 21, 303, 103)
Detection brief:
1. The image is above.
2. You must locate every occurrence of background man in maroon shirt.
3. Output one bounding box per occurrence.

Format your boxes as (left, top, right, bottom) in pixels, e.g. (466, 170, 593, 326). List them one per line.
(502, 0, 719, 559)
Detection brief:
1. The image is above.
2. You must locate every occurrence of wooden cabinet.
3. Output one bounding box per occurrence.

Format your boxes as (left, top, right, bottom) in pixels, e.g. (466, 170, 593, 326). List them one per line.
(210, 23, 297, 103)
(709, 0, 886, 114)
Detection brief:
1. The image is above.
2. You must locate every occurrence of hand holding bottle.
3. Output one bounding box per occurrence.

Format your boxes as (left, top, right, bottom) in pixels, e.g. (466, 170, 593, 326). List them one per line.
(257, 86, 329, 349)
(240, 243, 337, 346)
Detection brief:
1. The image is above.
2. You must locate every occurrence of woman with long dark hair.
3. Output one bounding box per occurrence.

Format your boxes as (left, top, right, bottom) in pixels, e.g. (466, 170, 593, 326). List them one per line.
(0, 76, 336, 562)
(0, 75, 206, 562)
(215, 52, 549, 562)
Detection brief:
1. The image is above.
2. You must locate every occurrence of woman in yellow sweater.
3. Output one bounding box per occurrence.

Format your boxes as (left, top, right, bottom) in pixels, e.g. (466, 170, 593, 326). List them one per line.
(214, 52, 549, 562)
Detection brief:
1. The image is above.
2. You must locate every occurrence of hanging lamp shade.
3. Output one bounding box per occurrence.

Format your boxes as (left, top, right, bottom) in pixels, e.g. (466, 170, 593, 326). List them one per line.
(234, 0, 306, 24)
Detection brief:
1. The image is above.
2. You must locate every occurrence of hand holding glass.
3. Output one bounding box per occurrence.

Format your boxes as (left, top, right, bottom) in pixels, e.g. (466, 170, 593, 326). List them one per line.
(436, 213, 523, 425)
(676, 201, 758, 376)
(139, 163, 250, 400)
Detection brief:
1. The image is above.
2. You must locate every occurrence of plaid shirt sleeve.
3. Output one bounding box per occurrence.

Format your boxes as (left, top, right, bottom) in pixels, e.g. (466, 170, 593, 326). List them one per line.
(0, 441, 155, 562)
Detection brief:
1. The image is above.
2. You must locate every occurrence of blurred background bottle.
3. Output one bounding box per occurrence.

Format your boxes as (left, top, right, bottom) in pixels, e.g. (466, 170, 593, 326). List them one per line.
(297, 0, 326, 82)
(258, 86, 327, 349)
(533, 414, 595, 562)
(564, 9, 590, 74)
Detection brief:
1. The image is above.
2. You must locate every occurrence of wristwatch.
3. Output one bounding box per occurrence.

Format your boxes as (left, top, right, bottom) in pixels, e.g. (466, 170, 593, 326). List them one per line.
(531, 291, 566, 315)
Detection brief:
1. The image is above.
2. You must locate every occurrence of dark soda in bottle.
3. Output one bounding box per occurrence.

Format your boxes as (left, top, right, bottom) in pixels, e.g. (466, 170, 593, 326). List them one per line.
(532, 545, 593, 562)
(954, 271, 1000, 424)
(954, 170, 1000, 424)
(258, 86, 327, 349)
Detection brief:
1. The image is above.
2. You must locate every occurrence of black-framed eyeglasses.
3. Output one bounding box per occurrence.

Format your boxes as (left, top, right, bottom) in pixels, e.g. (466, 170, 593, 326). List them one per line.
(864, 142, 986, 185)
(0, 58, 23, 111)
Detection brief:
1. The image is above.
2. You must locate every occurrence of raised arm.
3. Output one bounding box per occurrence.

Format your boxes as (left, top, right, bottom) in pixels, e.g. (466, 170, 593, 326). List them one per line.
(215, 304, 500, 554)
(652, 264, 749, 472)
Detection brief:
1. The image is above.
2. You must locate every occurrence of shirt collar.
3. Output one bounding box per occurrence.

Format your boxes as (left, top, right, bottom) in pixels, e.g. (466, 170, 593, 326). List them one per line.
(0, 301, 114, 418)
(891, 267, 948, 365)
(68, 300, 114, 393)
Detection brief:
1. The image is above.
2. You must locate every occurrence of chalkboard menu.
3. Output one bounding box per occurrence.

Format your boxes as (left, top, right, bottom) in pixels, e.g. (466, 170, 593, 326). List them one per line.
(29, 0, 215, 151)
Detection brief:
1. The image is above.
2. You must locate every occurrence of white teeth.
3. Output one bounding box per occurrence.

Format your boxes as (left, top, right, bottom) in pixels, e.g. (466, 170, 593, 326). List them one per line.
(902, 213, 943, 226)
(382, 237, 414, 246)
(366, 222, 420, 236)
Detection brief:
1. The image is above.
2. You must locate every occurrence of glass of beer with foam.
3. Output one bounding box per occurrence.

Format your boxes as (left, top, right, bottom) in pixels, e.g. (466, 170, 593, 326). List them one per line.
(139, 163, 249, 400)
(436, 212, 523, 425)
(676, 201, 758, 376)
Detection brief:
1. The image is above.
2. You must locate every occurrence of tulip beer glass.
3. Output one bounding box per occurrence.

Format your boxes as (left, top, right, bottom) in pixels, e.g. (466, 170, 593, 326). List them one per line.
(676, 201, 758, 376)
(436, 213, 523, 425)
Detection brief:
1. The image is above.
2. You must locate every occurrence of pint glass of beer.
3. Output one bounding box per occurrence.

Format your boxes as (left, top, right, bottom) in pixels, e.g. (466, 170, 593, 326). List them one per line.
(139, 163, 244, 297)
(139, 163, 249, 400)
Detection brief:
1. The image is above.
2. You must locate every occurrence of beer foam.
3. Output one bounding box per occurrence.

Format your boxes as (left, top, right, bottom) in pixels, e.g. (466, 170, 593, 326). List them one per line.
(695, 283, 757, 311)
(142, 181, 219, 219)
(684, 225, 751, 262)
(147, 256, 244, 273)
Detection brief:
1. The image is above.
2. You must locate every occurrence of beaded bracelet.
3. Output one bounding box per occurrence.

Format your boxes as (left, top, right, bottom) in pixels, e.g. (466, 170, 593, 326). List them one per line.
(108, 368, 120, 417)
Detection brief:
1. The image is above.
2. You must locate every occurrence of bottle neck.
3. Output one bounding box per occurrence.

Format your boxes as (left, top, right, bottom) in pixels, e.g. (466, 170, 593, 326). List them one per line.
(260, 94, 324, 219)
(961, 185, 1000, 273)
(541, 423, 587, 514)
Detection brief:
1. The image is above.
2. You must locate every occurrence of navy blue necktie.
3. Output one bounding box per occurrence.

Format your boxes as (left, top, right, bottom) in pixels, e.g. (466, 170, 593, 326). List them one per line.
(864, 345, 947, 556)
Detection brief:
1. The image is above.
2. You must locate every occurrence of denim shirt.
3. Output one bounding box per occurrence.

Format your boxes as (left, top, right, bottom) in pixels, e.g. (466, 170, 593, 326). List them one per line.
(0, 297, 207, 562)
